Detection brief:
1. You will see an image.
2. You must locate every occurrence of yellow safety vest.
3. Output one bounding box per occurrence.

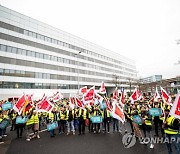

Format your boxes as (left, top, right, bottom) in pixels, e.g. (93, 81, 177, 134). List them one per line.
(48, 112, 54, 122)
(3, 114, 9, 120)
(79, 109, 87, 120)
(34, 114, 39, 124)
(66, 110, 74, 120)
(164, 116, 178, 135)
(102, 110, 110, 119)
(26, 115, 34, 126)
(0, 118, 3, 123)
(12, 113, 17, 120)
(60, 111, 66, 120)
(144, 115, 152, 126)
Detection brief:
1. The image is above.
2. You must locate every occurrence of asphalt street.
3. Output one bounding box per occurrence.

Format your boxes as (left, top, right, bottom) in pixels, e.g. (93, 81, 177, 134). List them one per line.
(1, 124, 169, 154)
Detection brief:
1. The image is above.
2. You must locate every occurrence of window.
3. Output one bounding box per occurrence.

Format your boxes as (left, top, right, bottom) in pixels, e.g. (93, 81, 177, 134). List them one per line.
(24, 30, 28, 35)
(17, 48, 22, 54)
(7, 46, 12, 53)
(27, 50, 32, 56)
(29, 31, 33, 37)
(22, 49, 26, 56)
(31, 51, 35, 57)
(32, 32, 37, 38)
(0, 45, 6, 51)
(0, 68, 4, 75)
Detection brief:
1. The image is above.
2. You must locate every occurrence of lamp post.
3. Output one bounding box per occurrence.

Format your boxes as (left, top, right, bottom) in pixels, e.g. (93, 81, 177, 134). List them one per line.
(75, 51, 81, 96)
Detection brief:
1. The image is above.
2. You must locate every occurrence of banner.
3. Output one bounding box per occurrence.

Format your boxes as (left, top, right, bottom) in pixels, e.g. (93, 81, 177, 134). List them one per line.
(149, 108, 162, 116)
(2, 102, 13, 111)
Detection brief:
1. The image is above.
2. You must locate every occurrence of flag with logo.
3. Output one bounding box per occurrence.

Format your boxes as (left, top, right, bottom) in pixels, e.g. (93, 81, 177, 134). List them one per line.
(82, 86, 95, 104)
(79, 86, 87, 94)
(129, 87, 141, 103)
(75, 97, 84, 109)
(110, 101, 125, 123)
(170, 93, 180, 119)
(36, 96, 54, 112)
(113, 87, 119, 100)
(104, 98, 112, 112)
(53, 91, 63, 102)
(160, 87, 172, 105)
(13, 95, 26, 115)
(99, 81, 106, 94)
(153, 87, 161, 102)
(120, 88, 125, 107)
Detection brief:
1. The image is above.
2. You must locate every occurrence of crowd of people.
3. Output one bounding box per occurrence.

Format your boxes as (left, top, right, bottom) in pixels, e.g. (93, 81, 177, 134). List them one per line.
(0, 94, 180, 154)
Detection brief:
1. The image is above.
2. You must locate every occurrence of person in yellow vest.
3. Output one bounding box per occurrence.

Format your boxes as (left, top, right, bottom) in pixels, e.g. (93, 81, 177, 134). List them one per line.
(78, 108, 86, 135)
(26, 110, 34, 141)
(66, 107, 75, 135)
(10, 110, 17, 131)
(59, 106, 67, 134)
(102, 108, 110, 133)
(163, 109, 180, 154)
(139, 106, 154, 149)
(2, 110, 9, 137)
(93, 105, 102, 134)
(31, 110, 40, 139)
(48, 110, 56, 137)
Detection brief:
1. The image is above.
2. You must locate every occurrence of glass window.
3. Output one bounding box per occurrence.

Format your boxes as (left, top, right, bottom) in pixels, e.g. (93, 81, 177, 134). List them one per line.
(22, 49, 26, 56)
(17, 48, 22, 54)
(27, 50, 32, 56)
(37, 34, 41, 39)
(40, 35, 44, 40)
(54, 39, 57, 44)
(36, 52, 40, 58)
(29, 31, 33, 37)
(39, 53, 43, 59)
(7, 46, 12, 53)
(44, 54, 48, 60)
(32, 32, 37, 38)
(24, 30, 28, 35)
(31, 51, 35, 57)
(0, 68, 4, 75)
(0, 45, 6, 51)
(38, 73, 43, 78)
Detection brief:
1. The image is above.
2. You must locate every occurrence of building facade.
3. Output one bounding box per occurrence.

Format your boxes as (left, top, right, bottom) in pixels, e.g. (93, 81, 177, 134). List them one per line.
(0, 5, 137, 99)
(141, 75, 162, 84)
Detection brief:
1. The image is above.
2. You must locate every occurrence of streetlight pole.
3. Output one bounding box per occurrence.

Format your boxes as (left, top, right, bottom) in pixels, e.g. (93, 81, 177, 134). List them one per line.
(75, 51, 81, 96)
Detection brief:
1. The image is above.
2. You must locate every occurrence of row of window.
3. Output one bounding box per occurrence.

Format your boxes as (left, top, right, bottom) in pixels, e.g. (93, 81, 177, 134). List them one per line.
(0, 44, 135, 77)
(0, 68, 112, 83)
(0, 21, 136, 71)
(0, 81, 95, 89)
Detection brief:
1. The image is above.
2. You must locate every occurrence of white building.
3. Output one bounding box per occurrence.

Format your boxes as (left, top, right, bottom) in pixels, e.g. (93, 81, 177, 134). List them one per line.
(0, 5, 137, 99)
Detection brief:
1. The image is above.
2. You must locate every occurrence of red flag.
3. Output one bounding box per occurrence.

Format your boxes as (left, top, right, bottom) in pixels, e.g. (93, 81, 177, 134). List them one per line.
(79, 86, 87, 94)
(53, 91, 63, 102)
(113, 87, 119, 100)
(170, 93, 180, 119)
(99, 81, 106, 94)
(36, 96, 54, 112)
(13, 95, 26, 115)
(120, 89, 125, 107)
(160, 87, 172, 105)
(153, 87, 161, 102)
(110, 102, 125, 123)
(75, 97, 84, 109)
(82, 86, 95, 104)
(129, 87, 141, 103)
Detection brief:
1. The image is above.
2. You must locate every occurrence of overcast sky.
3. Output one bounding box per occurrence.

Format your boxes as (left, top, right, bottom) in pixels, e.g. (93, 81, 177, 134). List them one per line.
(1, 0, 180, 79)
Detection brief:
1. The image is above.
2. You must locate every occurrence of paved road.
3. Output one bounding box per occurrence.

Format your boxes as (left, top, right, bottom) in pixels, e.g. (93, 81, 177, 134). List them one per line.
(1, 124, 169, 154)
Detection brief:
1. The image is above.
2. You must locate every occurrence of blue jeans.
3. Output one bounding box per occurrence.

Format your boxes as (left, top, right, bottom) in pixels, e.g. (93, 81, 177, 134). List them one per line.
(113, 118, 119, 131)
(49, 129, 55, 137)
(67, 121, 75, 133)
(166, 134, 180, 154)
